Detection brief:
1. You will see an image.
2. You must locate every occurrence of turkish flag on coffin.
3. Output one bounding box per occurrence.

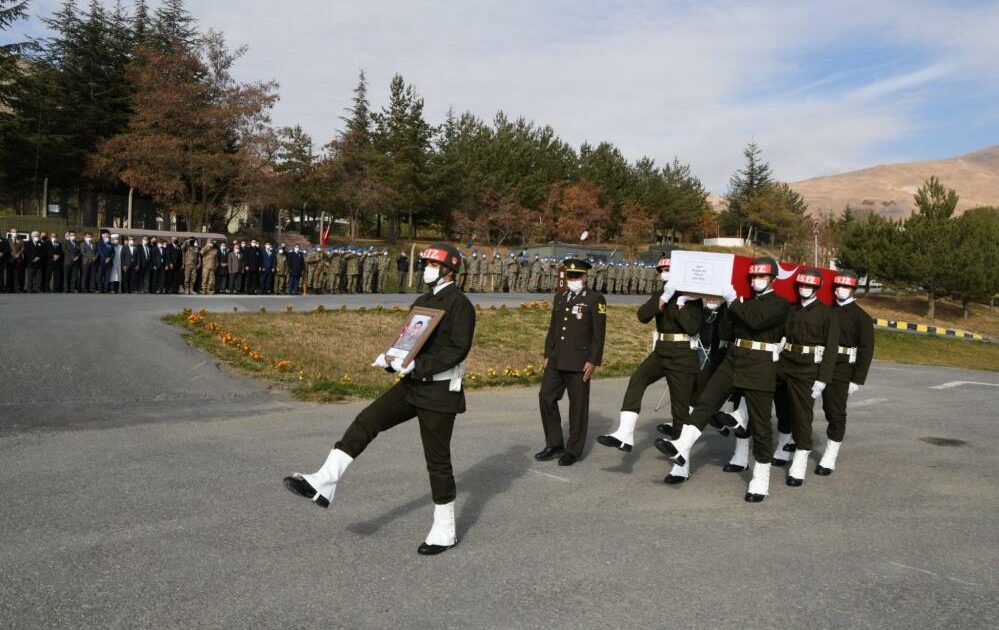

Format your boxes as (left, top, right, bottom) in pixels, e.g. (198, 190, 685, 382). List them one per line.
(730, 255, 837, 305)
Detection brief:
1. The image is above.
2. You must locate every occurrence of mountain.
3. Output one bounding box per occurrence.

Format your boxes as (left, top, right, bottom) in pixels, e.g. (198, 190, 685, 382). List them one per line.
(789, 145, 999, 219)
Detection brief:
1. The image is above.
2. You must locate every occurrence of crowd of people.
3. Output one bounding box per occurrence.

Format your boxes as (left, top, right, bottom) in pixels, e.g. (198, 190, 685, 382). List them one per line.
(1, 226, 666, 297)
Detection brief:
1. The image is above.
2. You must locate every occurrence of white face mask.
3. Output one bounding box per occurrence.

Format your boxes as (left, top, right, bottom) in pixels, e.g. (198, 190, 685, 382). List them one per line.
(85, 237, 92, 243)
(798, 287, 815, 300)
(751, 278, 770, 293)
(835, 287, 853, 301)
(660, 271, 670, 282)
(566, 279, 584, 293)
(423, 265, 441, 285)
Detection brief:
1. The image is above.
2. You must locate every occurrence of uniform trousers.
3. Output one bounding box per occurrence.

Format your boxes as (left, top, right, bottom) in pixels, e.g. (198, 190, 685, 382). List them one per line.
(621, 351, 697, 428)
(685, 359, 775, 463)
(336, 381, 456, 504)
(821, 362, 854, 442)
(773, 361, 818, 450)
(539, 367, 591, 457)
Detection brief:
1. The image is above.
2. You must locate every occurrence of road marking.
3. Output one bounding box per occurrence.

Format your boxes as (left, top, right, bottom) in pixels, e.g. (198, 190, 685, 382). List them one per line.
(851, 397, 890, 408)
(527, 469, 572, 483)
(930, 381, 999, 390)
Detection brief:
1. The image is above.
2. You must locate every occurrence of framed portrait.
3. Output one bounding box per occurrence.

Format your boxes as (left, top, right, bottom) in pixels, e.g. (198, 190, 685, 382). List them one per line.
(384, 307, 446, 367)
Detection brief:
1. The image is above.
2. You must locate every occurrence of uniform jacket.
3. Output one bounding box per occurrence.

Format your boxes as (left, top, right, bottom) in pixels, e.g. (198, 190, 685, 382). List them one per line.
(637, 292, 703, 373)
(725, 290, 790, 392)
(400, 282, 476, 414)
(200, 244, 219, 269)
(832, 301, 875, 385)
(544, 288, 607, 372)
(780, 298, 840, 383)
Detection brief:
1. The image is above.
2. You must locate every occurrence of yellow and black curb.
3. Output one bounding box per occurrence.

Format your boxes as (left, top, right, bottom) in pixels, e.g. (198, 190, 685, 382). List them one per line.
(875, 318, 987, 342)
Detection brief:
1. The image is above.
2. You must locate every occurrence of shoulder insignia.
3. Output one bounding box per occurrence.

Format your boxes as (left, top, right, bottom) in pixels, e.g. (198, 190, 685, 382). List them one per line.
(597, 302, 606, 315)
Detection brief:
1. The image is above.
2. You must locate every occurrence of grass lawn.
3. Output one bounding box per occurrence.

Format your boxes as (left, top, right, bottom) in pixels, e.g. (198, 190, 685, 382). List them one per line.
(167, 301, 998, 403)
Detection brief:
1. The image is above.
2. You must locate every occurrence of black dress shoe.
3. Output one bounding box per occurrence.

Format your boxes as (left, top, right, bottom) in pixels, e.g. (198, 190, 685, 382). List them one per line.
(653, 438, 683, 465)
(655, 423, 674, 436)
(596, 435, 632, 452)
(710, 411, 736, 429)
(783, 442, 797, 452)
(557, 453, 578, 466)
(722, 464, 748, 473)
(744, 492, 766, 503)
(786, 476, 804, 487)
(534, 446, 564, 461)
(282, 474, 329, 508)
(417, 540, 459, 555)
(772, 458, 788, 468)
(814, 465, 832, 476)
(733, 426, 750, 438)
(664, 474, 688, 485)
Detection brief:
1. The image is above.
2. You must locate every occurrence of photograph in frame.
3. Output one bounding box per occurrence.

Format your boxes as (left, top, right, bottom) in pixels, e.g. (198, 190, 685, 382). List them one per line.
(384, 307, 446, 367)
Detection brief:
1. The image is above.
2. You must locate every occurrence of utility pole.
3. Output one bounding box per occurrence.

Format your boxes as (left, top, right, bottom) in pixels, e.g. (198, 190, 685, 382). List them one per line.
(127, 187, 134, 228)
(41, 177, 48, 216)
(813, 223, 820, 267)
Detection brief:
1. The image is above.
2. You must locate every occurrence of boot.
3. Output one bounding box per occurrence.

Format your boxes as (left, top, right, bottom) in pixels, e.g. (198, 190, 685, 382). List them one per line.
(596, 411, 637, 452)
(664, 460, 690, 485)
(724, 437, 750, 472)
(283, 448, 353, 508)
(744, 461, 771, 503)
(772, 432, 794, 467)
(417, 501, 458, 555)
(787, 449, 810, 486)
(655, 424, 701, 466)
(815, 440, 841, 475)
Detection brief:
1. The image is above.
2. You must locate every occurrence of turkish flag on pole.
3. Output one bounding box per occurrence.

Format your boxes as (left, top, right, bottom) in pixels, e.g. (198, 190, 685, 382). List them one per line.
(321, 225, 331, 249)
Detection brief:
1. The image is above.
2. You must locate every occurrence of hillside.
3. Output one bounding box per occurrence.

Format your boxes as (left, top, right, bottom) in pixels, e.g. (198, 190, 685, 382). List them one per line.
(790, 145, 999, 218)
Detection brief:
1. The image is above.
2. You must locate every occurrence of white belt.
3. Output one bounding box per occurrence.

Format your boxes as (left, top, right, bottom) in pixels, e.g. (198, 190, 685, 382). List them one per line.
(837, 346, 858, 363)
(658, 333, 691, 342)
(784, 342, 826, 363)
(428, 361, 466, 392)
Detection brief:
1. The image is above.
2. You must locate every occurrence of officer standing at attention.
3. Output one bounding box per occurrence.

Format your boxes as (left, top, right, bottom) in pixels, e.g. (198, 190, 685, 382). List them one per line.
(596, 256, 704, 483)
(769, 268, 839, 486)
(657, 257, 790, 502)
(816, 270, 875, 476)
(284, 243, 475, 555)
(536, 258, 607, 467)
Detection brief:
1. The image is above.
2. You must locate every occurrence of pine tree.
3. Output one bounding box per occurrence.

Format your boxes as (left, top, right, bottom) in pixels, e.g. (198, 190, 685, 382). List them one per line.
(341, 69, 371, 140)
(901, 177, 960, 318)
(151, 0, 198, 52)
(132, 0, 151, 47)
(722, 141, 774, 238)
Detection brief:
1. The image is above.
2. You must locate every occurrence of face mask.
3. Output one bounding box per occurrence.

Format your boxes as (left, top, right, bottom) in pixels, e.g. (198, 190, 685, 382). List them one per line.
(423, 265, 441, 285)
(660, 271, 670, 282)
(835, 287, 853, 301)
(234, 247, 240, 252)
(751, 278, 770, 293)
(85, 237, 92, 243)
(69, 235, 75, 241)
(266, 246, 272, 251)
(566, 279, 584, 293)
(8, 232, 15, 238)
(798, 287, 815, 300)
(128, 241, 134, 247)
(142, 240, 148, 245)
(32, 237, 39, 243)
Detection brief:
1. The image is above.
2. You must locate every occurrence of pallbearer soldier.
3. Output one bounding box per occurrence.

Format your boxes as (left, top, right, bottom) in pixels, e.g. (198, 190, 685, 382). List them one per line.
(284, 243, 475, 554)
(769, 268, 839, 486)
(816, 270, 874, 476)
(657, 257, 790, 502)
(536, 258, 607, 466)
(597, 256, 704, 483)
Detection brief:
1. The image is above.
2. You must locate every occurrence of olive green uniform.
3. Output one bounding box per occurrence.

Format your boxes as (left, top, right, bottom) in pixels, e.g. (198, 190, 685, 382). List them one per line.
(181, 240, 200, 294)
(821, 300, 875, 441)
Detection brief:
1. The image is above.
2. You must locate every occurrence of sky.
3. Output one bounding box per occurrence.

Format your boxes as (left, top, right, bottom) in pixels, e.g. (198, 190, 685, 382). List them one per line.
(8, 0, 999, 192)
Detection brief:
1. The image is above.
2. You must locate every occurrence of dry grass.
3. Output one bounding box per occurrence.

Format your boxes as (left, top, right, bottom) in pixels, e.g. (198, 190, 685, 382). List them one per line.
(167, 298, 998, 403)
(858, 294, 999, 339)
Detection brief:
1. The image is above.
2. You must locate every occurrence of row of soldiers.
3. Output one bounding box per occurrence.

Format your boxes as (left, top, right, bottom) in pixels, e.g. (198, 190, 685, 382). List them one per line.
(449, 251, 664, 295)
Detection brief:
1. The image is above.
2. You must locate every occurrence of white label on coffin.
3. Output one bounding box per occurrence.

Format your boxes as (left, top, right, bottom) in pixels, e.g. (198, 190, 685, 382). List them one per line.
(669, 251, 735, 296)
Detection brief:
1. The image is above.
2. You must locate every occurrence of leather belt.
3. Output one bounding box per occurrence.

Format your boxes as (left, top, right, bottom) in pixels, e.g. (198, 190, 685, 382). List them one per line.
(658, 333, 690, 342)
(734, 338, 780, 352)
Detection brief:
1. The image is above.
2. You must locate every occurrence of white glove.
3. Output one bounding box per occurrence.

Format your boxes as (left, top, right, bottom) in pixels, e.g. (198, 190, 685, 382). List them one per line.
(811, 381, 826, 399)
(722, 284, 738, 305)
(371, 353, 389, 369)
(391, 357, 416, 376)
(661, 283, 676, 304)
(848, 382, 861, 395)
(676, 295, 692, 308)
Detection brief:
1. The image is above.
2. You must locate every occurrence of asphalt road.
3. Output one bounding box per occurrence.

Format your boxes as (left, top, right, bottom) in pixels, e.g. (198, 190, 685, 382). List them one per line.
(1, 292, 997, 629)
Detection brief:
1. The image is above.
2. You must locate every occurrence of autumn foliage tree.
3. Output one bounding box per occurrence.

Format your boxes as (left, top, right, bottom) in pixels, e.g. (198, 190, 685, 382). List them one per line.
(92, 33, 278, 231)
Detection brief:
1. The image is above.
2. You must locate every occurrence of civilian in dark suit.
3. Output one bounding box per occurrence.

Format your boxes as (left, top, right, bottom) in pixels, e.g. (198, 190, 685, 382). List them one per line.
(227, 246, 243, 294)
(137, 237, 152, 293)
(165, 238, 181, 293)
(242, 241, 260, 294)
(48, 234, 64, 292)
(80, 232, 97, 292)
(217, 243, 229, 293)
(121, 237, 139, 293)
(63, 232, 81, 292)
(286, 246, 304, 295)
(259, 243, 276, 294)
(152, 242, 168, 293)
(96, 229, 114, 293)
(24, 232, 46, 293)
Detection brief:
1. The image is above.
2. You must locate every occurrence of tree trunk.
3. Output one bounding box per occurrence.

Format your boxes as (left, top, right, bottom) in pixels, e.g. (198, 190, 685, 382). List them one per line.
(864, 276, 871, 295)
(927, 290, 935, 319)
(963, 299, 970, 319)
(409, 209, 414, 240)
